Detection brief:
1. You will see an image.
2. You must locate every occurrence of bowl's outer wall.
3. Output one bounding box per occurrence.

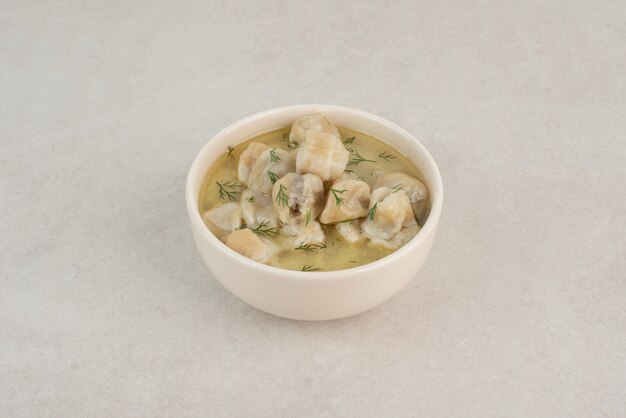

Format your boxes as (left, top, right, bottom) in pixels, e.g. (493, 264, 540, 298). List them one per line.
(191, 222, 438, 320)
(187, 105, 443, 320)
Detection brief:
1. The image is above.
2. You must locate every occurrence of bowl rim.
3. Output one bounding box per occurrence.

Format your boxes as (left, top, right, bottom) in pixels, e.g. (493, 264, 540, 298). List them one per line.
(186, 104, 443, 281)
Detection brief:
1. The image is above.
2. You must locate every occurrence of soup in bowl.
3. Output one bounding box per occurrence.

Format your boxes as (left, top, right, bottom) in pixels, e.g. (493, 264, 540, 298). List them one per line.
(186, 105, 443, 320)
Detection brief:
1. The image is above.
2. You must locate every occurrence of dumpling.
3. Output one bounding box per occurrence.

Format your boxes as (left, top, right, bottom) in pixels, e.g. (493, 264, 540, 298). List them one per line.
(238, 143, 270, 183)
(223, 228, 279, 263)
(202, 202, 242, 239)
(272, 172, 325, 229)
(374, 172, 428, 223)
(319, 175, 370, 224)
(361, 187, 415, 241)
(336, 219, 365, 243)
(247, 148, 295, 194)
(282, 221, 326, 249)
(295, 130, 349, 181)
(373, 172, 427, 204)
(288, 113, 341, 147)
(240, 189, 278, 229)
(368, 224, 420, 250)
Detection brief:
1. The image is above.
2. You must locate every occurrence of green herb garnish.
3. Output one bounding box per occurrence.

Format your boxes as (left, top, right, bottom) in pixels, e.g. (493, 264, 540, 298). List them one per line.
(330, 187, 347, 206)
(276, 184, 289, 207)
(251, 220, 279, 237)
(367, 202, 378, 221)
(295, 242, 327, 253)
(268, 170, 278, 184)
(305, 209, 312, 226)
(343, 136, 356, 144)
(378, 151, 396, 162)
(226, 146, 235, 159)
(216, 179, 243, 202)
(301, 265, 322, 272)
(269, 148, 280, 163)
(348, 149, 376, 166)
(392, 184, 403, 193)
(247, 195, 255, 202)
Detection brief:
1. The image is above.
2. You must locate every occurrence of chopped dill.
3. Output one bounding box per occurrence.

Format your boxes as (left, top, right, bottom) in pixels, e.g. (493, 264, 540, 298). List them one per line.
(348, 149, 376, 166)
(216, 179, 243, 202)
(251, 220, 279, 237)
(268, 170, 278, 184)
(295, 242, 327, 253)
(301, 265, 322, 272)
(276, 184, 289, 207)
(392, 184, 403, 193)
(330, 188, 347, 206)
(305, 209, 312, 226)
(343, 136, 356, 144)
(378, 151, 396, 162)
(343, 169, 366, 181)
(269, 148, 280, 163)
(367, 202, 378, 221)
(226, 146, 235, 159)
(330, 236, 345, 247)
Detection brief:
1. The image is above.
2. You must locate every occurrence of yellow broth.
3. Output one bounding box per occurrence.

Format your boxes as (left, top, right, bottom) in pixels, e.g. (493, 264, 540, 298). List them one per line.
(199, 126, 429, 272)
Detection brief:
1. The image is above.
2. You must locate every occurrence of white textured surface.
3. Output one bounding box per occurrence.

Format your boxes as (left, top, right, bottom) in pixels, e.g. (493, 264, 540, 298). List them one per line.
(1, 1, 625, 416)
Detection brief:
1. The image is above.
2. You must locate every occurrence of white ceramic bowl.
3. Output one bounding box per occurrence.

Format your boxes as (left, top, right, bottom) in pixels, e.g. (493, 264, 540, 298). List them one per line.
(186, 105, 443, 320)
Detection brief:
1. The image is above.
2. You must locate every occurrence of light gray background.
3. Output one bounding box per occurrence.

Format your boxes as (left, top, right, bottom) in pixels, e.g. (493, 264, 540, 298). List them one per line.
(1, 1, 625, 416)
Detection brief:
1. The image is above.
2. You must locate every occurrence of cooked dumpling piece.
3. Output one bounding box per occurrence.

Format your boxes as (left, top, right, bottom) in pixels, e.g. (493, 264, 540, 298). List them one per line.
(272, 172, 325, 228)
(336, 219, 366, 243)
(319, 175, 370, 224)
(238, 143, 270, 183)
(203, 202, 242, 239)
(374, 172, 428, 222)
(240, 190, 278, 229)
(223, 228, 279, 263)
(296, 130, 349, 181)
(288, 113, 341, 147)
(369, 224, 420, 250)
(247, 148, 294, 194)
(361, 187, 415, 241)
(282, 221, 326, 249)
